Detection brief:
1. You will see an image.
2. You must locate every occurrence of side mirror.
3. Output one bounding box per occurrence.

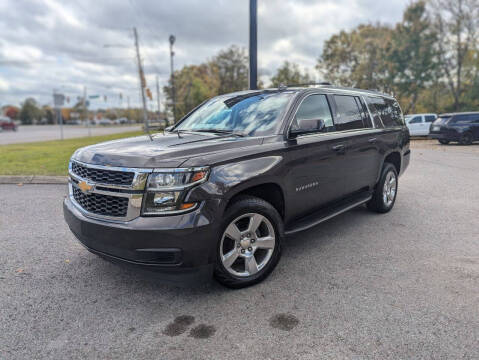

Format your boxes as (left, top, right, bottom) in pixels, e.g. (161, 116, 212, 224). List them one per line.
(290, 118, 325, 137)
(165, 125, 173, 132)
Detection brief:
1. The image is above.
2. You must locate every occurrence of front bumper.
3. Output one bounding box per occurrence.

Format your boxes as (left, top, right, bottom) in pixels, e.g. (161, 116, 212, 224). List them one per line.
(63, 197, 220, 284)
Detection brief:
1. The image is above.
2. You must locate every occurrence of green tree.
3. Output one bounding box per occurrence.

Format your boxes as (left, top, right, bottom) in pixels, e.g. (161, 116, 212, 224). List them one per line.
(19, 98, 41, 125)
(429, 0, 479, 110)
(318, 24, 394, 93)
(270, 61, 313, 87)
(211, 45, 248, 94)
(389, 1, 439, 113)
(42, 105, 55, 124)
(163, 64, 219, 121)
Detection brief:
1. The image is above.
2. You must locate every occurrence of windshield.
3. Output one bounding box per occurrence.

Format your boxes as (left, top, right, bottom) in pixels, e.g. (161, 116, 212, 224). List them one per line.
(174, 92, 294, 136)
(434, 116, 451, 125)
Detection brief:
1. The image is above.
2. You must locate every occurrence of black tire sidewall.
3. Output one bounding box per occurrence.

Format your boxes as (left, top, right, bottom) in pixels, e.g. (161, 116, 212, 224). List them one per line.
(368, 163, 398, 213)
(214, 196, 283, 288)
(460, 133, 472, 145)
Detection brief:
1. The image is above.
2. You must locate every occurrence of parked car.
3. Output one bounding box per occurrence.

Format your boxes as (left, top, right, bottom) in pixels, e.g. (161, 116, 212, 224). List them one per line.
(63, 85, 410, 288)
(98, 118, 113, 126)
(0, 116, 18, 131)
(404, 113, 437, 136)
(429, 112, 479, 145)
(115, 117, 129, 125)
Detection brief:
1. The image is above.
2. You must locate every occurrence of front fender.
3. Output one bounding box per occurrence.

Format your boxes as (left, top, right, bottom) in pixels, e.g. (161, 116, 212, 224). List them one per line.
(185, 155, 284, 205)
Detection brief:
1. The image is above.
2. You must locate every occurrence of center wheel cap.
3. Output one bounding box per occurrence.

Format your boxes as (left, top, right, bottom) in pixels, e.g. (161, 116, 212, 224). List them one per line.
(240, 238, 251, 249)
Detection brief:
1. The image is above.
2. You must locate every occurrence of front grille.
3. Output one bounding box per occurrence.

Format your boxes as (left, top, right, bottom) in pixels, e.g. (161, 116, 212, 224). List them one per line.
(71, 161, 134, 186)
(72, 187, 128, 217)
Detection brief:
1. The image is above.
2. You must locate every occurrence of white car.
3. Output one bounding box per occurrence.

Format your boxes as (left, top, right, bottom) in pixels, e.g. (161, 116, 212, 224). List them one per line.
(405, 113, 437, 136)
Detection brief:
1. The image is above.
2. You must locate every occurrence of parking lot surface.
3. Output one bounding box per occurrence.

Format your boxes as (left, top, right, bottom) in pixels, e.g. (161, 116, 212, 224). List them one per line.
(0, 125, 142, 145)
(1, 142, 478, 359)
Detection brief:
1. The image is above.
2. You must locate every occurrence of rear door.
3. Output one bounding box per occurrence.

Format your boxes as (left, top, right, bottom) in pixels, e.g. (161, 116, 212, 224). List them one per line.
(331, 94, 382, 196)
(469, 114, 479, 140)
(407, 115, 424, 135)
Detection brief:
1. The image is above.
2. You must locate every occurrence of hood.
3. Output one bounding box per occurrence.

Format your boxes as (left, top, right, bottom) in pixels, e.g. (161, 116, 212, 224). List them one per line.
(73, 132, 263, 168)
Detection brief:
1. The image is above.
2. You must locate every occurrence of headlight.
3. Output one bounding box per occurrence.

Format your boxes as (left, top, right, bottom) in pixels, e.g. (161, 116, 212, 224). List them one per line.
(142, 167, 209, 215)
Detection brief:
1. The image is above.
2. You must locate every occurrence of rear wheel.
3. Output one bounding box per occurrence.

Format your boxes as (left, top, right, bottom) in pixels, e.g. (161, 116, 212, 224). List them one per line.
(367, 163, 398, 213)
(459, 132, 473, 145)
(438, 139, 449, 145)
(214, 196, 283, 289)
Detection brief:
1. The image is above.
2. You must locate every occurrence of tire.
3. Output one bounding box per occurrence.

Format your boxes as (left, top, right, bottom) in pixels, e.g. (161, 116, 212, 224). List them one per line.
(459, 132, 473, 145)
(438, 139, 449, 145)
(367, 163, 398, 213)
(214, 195, 283, 289)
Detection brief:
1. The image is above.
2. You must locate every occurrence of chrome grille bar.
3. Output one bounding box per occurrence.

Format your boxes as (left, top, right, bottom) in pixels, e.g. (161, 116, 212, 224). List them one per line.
(68, 160, 153, 222)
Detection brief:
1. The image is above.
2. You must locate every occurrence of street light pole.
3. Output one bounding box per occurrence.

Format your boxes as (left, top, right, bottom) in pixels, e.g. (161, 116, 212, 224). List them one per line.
(156, 74, 161, 119)
(133, 27, 151, 138)
(249, 0, 258, 90)
(169, 34, 176, 123)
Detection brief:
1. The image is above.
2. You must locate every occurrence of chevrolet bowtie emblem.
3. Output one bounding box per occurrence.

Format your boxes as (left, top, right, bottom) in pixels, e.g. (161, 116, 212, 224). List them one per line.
(78, 180, 94, 194)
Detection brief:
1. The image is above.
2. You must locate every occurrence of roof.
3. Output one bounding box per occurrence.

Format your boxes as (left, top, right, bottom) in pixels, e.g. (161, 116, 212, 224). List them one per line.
(220, 85, 393, 99)
(439, 112, 479, 117)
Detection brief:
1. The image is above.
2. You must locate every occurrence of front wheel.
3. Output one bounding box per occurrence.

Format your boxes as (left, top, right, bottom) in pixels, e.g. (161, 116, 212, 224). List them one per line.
(459, 132, 473, 145)
(214, 196, 283, 288)
(367, 163, 398, 213)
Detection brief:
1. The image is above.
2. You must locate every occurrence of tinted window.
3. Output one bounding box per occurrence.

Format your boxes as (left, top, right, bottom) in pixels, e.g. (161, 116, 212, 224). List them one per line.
(470, 114, 479, 123)
(425, 115, 436, 123)
(294, 94, 333, 132)
(452, 115, 472, 124)
(409, 116, 422, 124)
(434, 116, 451, 125)
(366, 97, 403, 128)
(365, 99, 384, 127)
(334, 95, 365, 131)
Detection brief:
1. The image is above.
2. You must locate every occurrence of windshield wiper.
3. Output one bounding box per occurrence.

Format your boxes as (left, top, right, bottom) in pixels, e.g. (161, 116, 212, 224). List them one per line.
(192, 129, 246, 137)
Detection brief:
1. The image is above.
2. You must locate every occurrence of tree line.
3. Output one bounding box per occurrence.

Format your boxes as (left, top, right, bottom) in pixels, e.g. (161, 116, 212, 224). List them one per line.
(164, 0, 478, 120)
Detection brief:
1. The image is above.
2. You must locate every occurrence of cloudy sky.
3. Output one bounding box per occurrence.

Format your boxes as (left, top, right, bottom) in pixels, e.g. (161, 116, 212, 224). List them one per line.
(0, 0, 408, 109)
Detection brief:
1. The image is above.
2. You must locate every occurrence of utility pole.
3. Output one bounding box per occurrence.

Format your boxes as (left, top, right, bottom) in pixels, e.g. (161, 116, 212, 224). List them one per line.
(83, 86, 91, 137)
(156, 75, 161, 119)
(133, 27, 150, 137)
(53, 90, 64, 140)
(127, 95, 130, 124)
(249, 0, 258, 90)
(169, 34, 176, 123)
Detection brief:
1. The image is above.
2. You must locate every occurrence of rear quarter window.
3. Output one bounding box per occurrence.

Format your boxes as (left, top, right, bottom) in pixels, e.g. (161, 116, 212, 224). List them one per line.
(366, 97, 403, 128)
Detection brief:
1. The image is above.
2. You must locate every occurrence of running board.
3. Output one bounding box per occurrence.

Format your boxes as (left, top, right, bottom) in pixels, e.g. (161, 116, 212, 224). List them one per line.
(285, 193, 372, 235)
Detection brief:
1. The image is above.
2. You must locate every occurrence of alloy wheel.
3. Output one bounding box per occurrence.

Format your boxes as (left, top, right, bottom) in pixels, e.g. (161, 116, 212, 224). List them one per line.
(220, 213, 276, 277)
(382, 171, 397, 207)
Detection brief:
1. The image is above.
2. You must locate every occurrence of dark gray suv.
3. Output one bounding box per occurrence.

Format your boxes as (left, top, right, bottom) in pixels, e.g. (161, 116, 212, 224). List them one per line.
(63, 85, 410, 288)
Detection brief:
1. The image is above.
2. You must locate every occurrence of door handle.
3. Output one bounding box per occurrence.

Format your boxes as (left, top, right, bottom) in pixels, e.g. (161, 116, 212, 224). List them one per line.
(368, 137, 377, 143)
(332, 144, 345, 152)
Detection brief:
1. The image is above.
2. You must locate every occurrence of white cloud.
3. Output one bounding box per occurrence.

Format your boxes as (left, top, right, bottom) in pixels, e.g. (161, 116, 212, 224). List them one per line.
(0, 0, 409, 108)
(0, 77, 9, 91)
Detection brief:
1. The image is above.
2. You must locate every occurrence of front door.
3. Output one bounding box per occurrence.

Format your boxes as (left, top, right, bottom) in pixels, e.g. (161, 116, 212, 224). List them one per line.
(283, 93, 349, 220)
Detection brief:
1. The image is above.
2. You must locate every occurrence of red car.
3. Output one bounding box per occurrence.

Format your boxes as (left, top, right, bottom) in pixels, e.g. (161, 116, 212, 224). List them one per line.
(0, 116, 18, 131)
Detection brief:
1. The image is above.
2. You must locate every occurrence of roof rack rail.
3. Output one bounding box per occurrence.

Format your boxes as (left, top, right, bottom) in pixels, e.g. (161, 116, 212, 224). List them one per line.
(286, 82, 333, 87)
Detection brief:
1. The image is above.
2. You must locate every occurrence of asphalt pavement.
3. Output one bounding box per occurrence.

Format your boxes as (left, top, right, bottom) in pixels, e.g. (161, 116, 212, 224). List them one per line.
(1, 143, 478, 359)
(0, 125, 142, 145)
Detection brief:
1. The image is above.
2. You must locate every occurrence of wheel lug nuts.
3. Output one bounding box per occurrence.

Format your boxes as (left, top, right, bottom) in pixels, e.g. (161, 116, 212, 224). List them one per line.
(251, 239, 255, 243)
(241, 249, 245, 254)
